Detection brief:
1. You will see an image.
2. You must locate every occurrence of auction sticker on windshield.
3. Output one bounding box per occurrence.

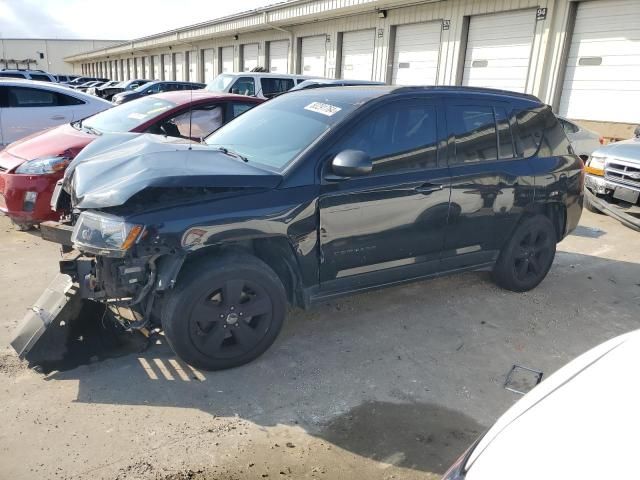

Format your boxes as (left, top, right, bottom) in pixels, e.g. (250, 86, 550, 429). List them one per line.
(304, 102, 341, 116)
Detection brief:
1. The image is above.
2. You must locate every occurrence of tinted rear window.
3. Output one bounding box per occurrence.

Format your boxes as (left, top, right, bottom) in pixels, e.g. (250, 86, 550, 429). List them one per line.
(516, 107, 571, 158)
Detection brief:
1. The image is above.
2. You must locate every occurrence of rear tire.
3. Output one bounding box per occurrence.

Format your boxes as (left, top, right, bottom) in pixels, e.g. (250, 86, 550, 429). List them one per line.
(492, 215, 557, 292)
(162, 253, 286, 371)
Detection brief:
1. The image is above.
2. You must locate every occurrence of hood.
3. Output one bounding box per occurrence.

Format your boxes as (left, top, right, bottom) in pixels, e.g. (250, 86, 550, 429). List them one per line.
(466, 329, 640, 480)
(0, 124, 94, 171)
(68, 133, 282, 209)
(591, 137, 640, 163)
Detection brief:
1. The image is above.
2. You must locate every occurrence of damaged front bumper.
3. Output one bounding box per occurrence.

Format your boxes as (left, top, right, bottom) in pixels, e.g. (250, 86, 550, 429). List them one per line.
(585, 174, 640, 232)
(12, 221, 184, 364)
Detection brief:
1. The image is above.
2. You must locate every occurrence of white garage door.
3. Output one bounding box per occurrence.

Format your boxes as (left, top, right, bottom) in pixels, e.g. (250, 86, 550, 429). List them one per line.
(301, 36, 326, 77)
(163, 54, 173, 80)
(221, 46, 234, 73)
(175, 53, 184, 81)
(269, 40, 289, 73)
(152, 56, 160, 80)
(203, 49, 215, 81)
(392, 22, 442, 85)
(143, 57, 151, 80)
(559, 0, 640, 124)
(462, 9, 536, 93)
(242, 44, 259, 71)
(188, 50, 198, 82)
(341, 29, 375, 80)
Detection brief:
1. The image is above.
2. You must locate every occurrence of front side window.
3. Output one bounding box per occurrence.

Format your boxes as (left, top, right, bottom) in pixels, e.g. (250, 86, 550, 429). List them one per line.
(6, 87, 58, 107)
(152, 105, 223, 139)
(30, 74, 52, 82)
(260, 78, 295, 97)
(82, 97, 176, 133)
(333, 100, 439, 174)
(230, 102, 257, 119)
(448, 106, 498, 164)
(0, 72, 27, 79)
(230, 77, 255, 96)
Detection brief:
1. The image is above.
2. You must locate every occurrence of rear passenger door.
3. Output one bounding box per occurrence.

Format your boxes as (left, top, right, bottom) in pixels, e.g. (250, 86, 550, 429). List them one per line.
(442, 101, 535, 270)
(1, 86, 80, 144)
(319, 97, 451, 289)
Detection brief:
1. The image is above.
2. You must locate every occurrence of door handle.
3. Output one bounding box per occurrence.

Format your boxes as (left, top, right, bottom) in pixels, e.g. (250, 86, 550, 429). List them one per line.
(415, 183, 444, 194)
(50, 115, 66, 120)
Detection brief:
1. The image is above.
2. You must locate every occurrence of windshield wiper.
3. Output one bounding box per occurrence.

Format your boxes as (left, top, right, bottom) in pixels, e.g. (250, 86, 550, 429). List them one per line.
(71, 119, 83, 130)
(216, 147, 248, 162)
(82, 125, 102, 136)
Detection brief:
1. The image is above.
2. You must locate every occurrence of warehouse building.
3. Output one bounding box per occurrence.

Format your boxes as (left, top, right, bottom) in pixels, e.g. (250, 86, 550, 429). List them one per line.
(65, 0, 639, 139)
(1, 38, 123, 74)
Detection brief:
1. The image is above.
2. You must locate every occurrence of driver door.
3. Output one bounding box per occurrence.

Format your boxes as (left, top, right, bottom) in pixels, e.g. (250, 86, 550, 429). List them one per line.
(318, 98, 451, 291)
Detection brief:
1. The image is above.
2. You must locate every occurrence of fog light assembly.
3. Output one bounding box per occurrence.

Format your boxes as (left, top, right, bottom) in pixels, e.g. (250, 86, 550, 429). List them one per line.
(23, 191, 38, 212)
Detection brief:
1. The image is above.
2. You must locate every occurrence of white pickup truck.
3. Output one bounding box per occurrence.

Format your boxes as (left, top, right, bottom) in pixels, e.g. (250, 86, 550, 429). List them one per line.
(584, 127, 640, 231)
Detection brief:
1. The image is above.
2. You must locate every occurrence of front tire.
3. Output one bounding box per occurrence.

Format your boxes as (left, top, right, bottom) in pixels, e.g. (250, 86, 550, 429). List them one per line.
(162, 253, 286, 371)
(492, 215, 557, 292)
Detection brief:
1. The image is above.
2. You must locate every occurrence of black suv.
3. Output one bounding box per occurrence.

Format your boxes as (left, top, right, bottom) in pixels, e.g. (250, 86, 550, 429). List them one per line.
(15, 86, 583, 370)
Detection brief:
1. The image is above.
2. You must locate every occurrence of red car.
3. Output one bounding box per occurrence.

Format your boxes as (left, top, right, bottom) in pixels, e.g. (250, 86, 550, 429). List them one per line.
(0, 91, 263, 229)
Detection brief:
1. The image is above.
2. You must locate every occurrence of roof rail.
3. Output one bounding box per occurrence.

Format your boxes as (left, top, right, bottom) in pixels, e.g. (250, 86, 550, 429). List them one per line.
(391, 85, 540, 102)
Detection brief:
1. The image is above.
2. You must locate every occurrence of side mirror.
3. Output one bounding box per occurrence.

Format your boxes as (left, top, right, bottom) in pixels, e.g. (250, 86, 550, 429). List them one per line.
(331, 150, 372, 178)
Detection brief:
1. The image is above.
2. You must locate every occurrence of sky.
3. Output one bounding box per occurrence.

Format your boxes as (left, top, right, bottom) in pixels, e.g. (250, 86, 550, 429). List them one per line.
(0, 0, 277, 40)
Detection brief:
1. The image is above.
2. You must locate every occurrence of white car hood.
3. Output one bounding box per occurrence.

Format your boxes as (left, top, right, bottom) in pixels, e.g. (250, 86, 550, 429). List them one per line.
(466, 329, 640, 480)
(591, 137, 640, 163)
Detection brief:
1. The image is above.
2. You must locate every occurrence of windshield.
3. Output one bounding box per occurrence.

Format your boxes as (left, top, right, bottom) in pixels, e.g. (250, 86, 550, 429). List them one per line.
(205, 91, 361, 170)
(82, 97, 176, 133)
(206, 74, 234, 92)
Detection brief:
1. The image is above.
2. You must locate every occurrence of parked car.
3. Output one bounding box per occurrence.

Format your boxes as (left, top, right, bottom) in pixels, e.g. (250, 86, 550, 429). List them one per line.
(0, 69, 56, 82)
(0, 91, 262, 229)
(16, 86, 583, 372)
(74, 80, 106, 92)
(0, 79, 112, 148)
(557, 116, 603, 161)
(290, 78, 385, 91)
(95, 79, 151, 101)
(86, 80, 120, 96)
(583, 127, 640, 230)
(112, 81, 205, 105)
(62, 76, 109, 87)
(206, 72, 312, 98)
(442, 328, 640, 480)
(53, 74, 80, 83)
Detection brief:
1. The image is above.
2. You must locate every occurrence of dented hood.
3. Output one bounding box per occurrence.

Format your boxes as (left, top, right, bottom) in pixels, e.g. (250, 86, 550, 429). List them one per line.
(67, 133, 282, 209)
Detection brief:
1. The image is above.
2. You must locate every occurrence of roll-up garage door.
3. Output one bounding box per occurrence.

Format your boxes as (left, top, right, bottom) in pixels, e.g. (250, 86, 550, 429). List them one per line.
(163, 54, 173, 80)
(462, 9, 536, 93)
(188, 50, 197, 81)
(392, 22, 442, 85)
(242, 44, 259, 71)
(340, 29, 375, 80)
(221, 46, 234, 73)
(135, 58, 143, 78)
(301, 36, 326, 77)
(269, 40, 289, 73)
(175, 53, 184, 81)
(143, 58, 151, 80)
(559, 0, 640, 124)
(203, 49, 215, 81)
(152, 56, 160, 80)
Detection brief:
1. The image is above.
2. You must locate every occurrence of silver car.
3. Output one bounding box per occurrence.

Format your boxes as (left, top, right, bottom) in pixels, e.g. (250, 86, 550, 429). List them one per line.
(583, 127, 640, 230)
(558, 116, 602, 161)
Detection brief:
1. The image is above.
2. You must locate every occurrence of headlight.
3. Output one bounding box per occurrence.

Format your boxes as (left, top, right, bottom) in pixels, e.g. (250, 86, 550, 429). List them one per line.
(15, 156, 71, 175)
(585, 156, 606, 176)
(72, 211, 144, 257)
